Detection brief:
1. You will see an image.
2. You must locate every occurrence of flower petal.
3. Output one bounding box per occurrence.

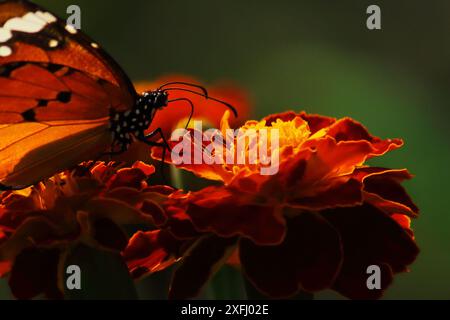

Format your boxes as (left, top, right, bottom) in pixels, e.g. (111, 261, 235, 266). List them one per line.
(281, 137, 374, 197)
(322, 204, 419, 299)
(325, 118, 403, 156)
(169, 235, 237, 299)
(132, 161, 155, 176)
(8, 247, 62, 300)
(107, 168, 148, 190)
(240, 211, 342, 297)
(0, 217, 71, 261)
(354, 168, 419, 217)
(123, 229, 185, 279)
(263, 111, 336, 134)
(83, 198, 154, 226)
(0, 260, 11, 277)
(182, 187, 286, 245)
(92, 218, 128, 251)
(288, 178, 363, 209)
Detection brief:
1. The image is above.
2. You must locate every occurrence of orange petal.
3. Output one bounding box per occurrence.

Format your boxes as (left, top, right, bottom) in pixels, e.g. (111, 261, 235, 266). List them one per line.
(240, 211, 342, 297)
(132, 161, 155, 176)
(169, 235, 237, 299)
(325, 118, 403, 156)
(180, 187, 286, 245)
(123, 230, 185, 279)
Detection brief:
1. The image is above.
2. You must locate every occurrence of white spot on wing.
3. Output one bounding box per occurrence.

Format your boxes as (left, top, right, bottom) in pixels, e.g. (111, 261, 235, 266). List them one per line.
(48, 39, 59, 48)
(0, 46, 12, 57)
(0, 11, 57, 44)
(0, 29, 12, 42)
(65, 24, 77, 34)
(35, 11, 57, 24)
(4, 17, 43, 33)
(23, 12, 47, 26)
(91, 42, 99, 49)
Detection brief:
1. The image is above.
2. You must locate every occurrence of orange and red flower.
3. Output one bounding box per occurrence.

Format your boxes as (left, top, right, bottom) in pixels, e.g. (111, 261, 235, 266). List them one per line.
(141, 110, 419, 299)
(0, 103, 420, 300)
(0, 161, 168, 299)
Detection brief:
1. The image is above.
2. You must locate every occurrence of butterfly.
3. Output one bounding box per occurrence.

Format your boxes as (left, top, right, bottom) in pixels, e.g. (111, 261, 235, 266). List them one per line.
(0, 0, 237, 190)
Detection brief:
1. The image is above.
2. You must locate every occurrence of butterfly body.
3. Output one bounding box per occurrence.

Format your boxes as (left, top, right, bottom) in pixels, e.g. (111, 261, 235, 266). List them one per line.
(109, 90, 169, 152)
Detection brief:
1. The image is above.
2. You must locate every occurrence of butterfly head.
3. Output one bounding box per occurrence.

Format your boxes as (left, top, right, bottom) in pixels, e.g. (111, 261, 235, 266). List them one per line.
(141, 90, 169, 110)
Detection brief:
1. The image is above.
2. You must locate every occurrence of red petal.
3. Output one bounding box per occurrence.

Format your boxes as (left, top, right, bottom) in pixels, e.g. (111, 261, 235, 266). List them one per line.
(0, 260, 11, 277)
(9, 247, 62, 300)
(108, 168, 147, 190)
(169, 235, 237, 299)
(92, 218, 128, 251)
(183, 187, 286, 245)
(288, 178, 363, 209)
(282, 137, 374, 197)
(299, 112, 336, 134)
(240, 211, 342, 297)
(144, 185, 176, 195)
(0, 217, 69, 260)
(1, 194, 36, 211)
(322, 204, 419, 299)
(141, 200, 166, 225)
(262, 111, 336, 135)
(165, 213, 201, 239)
(132, 161, 155, 176)
(354, 168, 418, 216)
(325, 118, 403, 156)
(263, 111, 298, 125)
(123, 230, 184, 278)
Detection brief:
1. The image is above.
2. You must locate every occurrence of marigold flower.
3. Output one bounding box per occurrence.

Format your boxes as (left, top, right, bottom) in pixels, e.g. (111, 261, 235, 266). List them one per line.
(146, 111, 419, 300)
(0, 161, 166, 299)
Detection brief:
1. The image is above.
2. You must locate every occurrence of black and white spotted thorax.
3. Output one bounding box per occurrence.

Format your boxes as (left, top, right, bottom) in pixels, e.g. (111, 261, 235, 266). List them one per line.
(109, 90, 168, 151)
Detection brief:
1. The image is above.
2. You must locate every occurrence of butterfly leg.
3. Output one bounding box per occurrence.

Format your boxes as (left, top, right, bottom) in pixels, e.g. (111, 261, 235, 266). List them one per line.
(139, 137, 171, 184)
(98, 141, 127, 159)
(143, 128, 171, 151)
(139, 128, 174, 184)
(140, 128, 170, 167)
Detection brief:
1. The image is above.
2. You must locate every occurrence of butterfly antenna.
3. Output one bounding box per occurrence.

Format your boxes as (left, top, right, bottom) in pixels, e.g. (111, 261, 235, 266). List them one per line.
(163, 87, 238, 118)
(159, 82, 208, 97)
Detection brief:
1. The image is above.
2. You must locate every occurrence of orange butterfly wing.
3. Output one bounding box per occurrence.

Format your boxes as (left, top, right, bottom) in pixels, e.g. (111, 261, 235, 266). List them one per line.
(0, 0, 137, 188)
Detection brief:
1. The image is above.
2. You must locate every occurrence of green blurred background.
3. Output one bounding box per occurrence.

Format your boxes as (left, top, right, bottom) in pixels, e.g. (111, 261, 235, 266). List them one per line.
(1, 0, 448, 299)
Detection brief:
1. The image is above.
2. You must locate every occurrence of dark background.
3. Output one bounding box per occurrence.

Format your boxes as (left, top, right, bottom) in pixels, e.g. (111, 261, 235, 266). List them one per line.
(1, 0, 448, 299)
